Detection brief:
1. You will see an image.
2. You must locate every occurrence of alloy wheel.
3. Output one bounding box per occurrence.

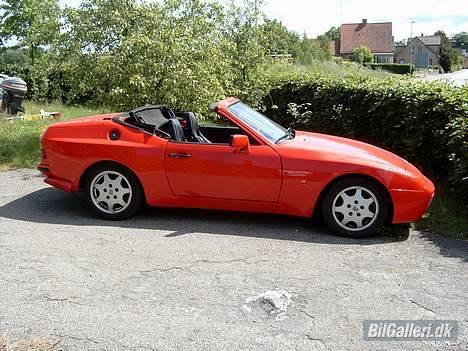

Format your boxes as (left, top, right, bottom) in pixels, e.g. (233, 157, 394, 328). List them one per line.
(90, 171, 133, 214)
(332, 186, 379, 232)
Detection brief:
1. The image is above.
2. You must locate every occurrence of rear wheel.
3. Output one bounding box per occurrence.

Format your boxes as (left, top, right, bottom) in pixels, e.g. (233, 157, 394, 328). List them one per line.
(322, 177, 388, 238)
(84, 164, 142, 220)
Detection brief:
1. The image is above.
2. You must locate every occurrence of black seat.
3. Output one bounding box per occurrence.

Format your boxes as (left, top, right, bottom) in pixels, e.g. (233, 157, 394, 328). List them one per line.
(166, 118, 185, 142)
(185, 112, 211, 143)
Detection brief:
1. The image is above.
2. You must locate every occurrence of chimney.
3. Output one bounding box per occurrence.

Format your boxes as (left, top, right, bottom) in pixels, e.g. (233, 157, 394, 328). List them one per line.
(421, 33, 424, 37)
(362, 19, 367, 25)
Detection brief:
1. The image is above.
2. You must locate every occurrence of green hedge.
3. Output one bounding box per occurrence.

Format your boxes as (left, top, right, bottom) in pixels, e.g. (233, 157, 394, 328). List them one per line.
(262, 72, 468, 202)
(364, 63, 415, 75)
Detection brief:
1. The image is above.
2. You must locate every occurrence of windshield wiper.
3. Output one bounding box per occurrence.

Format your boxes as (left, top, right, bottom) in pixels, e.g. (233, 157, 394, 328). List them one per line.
(275, 127, 295, 144)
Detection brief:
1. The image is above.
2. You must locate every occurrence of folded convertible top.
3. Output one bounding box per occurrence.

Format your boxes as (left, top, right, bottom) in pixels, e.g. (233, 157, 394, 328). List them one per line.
(129, 105, 176, 129)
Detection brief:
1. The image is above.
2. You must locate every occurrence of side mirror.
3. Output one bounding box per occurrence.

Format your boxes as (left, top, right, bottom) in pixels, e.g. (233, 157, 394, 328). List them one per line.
(230, 134, 250, 152)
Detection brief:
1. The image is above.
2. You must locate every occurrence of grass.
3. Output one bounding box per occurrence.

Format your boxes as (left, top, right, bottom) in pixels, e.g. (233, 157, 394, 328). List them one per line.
(0, 101, 108, 168)
(24, 101, 108, 120)
(415, 186, 468, 240)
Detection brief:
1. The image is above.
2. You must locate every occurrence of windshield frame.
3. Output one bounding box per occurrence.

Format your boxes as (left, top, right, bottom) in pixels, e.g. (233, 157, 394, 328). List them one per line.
(226, 102, 287, 144)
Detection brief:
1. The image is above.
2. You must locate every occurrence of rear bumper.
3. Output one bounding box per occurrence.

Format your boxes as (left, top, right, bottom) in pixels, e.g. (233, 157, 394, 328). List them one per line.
(391, 179, 435, 224)
(37, 163, 74, 192)
(44, 176, 74, 192)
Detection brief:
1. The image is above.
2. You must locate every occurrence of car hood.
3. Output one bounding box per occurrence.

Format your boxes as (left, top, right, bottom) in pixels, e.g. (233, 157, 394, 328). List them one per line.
(275, 131, 407, 171)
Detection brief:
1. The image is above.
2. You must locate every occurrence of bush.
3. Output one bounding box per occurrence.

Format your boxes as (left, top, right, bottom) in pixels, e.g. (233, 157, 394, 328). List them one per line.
(365, 63, 415, 75)
(351, 45, 373, 64)
(261, 70, 468, 203)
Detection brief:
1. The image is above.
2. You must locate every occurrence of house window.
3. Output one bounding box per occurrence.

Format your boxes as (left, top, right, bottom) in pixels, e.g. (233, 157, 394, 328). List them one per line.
(399, 59, 405, 64)
(429, 58, 433, 66)
(418, 46, 423, 54)
(375, 55, 391, 63)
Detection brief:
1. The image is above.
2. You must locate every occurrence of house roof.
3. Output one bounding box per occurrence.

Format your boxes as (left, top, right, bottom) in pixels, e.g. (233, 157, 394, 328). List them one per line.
(419, 35, 441, 46)
(340, 21, 393, 54)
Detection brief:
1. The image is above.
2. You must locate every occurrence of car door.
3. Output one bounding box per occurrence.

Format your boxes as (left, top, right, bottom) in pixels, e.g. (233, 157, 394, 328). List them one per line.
(164, 142, 282, 202)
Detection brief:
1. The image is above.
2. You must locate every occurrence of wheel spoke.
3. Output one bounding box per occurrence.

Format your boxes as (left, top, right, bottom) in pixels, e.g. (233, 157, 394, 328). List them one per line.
(120, 188, 131, 196)
(106, 196, 116, 207)
(360, 207, 375, 219)
(341, 215, 353, 227)
(103, 173, 113, 187)
(114, 198, 127, 208)
(112, 175, 123, 187)
(341, 192, 353, 205)
(95, 192, 107, 204)
(354, 187, 363, 201)
(361, 196, 375, 207)
(94, 182, 106, 193)
(353, 215, 364, 228)
(334, 204, 348, 215)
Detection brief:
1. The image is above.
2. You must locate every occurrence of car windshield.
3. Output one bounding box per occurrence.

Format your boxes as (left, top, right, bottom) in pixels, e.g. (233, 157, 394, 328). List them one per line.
(227, 102, 287, 143)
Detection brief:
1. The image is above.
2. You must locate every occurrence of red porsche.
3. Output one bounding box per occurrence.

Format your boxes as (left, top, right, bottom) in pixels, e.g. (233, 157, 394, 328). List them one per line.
(38, 97, 434, 238)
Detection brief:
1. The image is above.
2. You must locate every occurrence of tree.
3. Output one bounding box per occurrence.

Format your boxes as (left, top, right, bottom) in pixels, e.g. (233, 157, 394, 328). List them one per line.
(224, 0, 265, 83)
(324, 26, 340, 40)
(436, 30, 462, 72)
(451, 32, 468, 49)
(259, 18, 301, 56)
(0, 47, 30, 66)
(58, 0, 236, 111)
(394, 39, 407, 47)
(351, 45, 373, 64)
(259, 19, 332, 64)
(0, 0, 60, 64)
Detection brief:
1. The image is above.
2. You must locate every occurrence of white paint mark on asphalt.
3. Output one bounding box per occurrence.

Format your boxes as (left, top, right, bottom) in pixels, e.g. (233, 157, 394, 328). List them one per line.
(244, 289, 294, 321)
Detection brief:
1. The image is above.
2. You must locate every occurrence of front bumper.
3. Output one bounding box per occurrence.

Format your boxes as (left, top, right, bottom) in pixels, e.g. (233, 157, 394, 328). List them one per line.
(391, 178, 435, 224)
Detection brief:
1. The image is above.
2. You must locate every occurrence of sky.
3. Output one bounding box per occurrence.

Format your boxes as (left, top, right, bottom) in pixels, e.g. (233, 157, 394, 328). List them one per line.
(60, 0, 468, 41)
(262, 0, 468, 40)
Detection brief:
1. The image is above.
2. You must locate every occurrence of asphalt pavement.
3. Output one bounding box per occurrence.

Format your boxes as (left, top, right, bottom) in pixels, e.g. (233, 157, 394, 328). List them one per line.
(0, 169, 466, 351)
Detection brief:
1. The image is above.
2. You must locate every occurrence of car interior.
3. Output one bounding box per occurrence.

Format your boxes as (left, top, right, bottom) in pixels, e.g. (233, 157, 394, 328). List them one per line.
(119, 105, 257, 145)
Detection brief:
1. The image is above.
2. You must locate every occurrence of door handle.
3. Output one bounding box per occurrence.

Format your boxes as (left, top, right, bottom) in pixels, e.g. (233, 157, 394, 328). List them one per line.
(168, 152, 192, 159)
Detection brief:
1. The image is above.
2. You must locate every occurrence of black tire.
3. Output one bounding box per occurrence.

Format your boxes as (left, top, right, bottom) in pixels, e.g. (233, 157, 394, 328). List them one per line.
(321, 177, 388, 238)
(84, 163, 143, 220)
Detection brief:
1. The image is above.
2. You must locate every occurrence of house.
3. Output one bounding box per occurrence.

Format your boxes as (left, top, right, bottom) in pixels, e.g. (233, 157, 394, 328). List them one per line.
(336, 19, 394, 63)
(330, 39, 340, 57)
(394, 35, 441, 68)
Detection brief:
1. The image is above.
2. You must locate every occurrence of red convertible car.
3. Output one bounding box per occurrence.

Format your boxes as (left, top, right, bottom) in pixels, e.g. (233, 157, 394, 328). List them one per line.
(38, 97, 434, 237)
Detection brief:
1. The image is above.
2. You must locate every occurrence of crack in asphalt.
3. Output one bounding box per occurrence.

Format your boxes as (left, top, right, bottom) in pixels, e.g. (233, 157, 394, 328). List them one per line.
(305, 335, 329, 350)
(43, 294, 79, 302)
(43, 295, 100, 308)
(55, 334, 100, 345)
(138, 257, 272, 277)
(409, 299, 436, 314)
(298, 307, 315, 323)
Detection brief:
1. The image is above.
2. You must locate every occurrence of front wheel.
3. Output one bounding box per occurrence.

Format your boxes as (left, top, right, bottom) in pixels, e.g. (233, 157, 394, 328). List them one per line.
(322, 177, 388, 238)
(84, 164, 143, 220)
